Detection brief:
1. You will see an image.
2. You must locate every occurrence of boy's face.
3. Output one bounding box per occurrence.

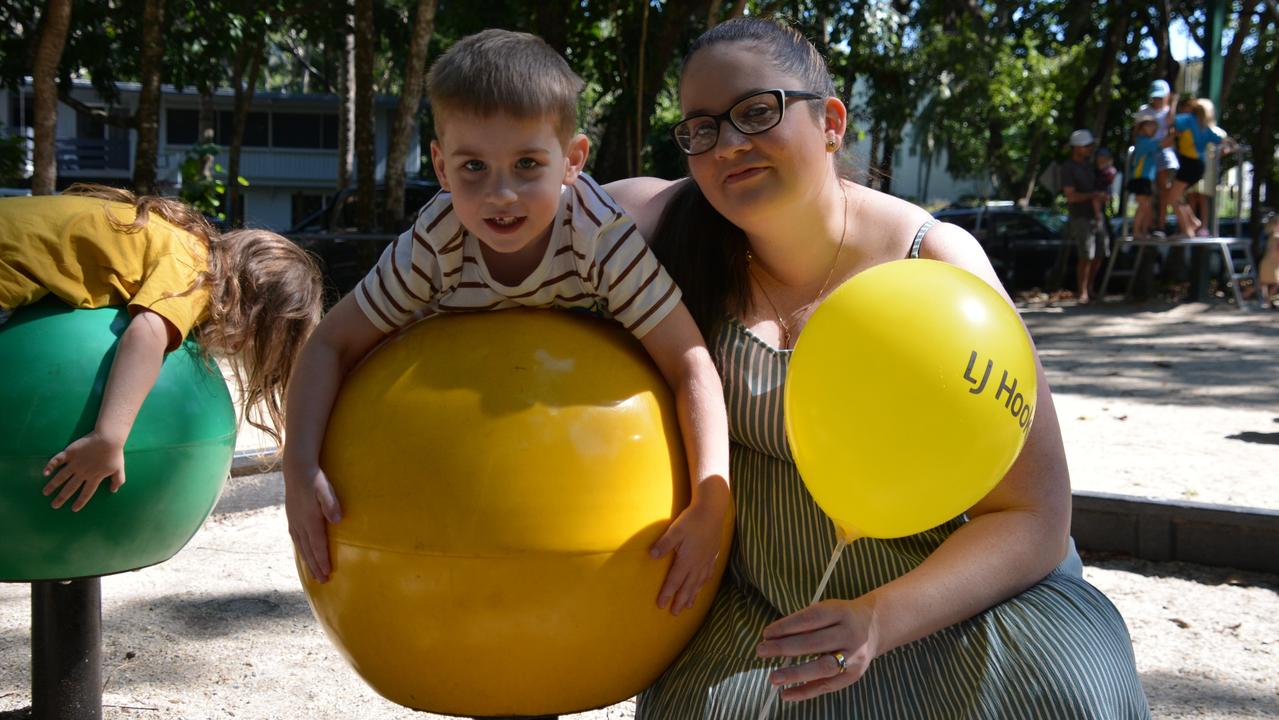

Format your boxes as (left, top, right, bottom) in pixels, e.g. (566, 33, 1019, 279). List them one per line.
(1137, 120, 1157, 137)
(1096, 155, 1113, 168)
(430, 112, 589, 255)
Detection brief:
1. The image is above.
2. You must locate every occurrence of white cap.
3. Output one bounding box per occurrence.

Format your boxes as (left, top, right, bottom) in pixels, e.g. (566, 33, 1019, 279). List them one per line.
(1069, 129, 1095, 147)
(1149, 79, 1171, 98)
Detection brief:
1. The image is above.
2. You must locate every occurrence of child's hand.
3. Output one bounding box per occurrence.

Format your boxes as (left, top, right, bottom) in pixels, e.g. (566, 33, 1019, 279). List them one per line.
(650, 491, 729, 616)
(42, 431, 127, 511)
(285, 462, 342, 583)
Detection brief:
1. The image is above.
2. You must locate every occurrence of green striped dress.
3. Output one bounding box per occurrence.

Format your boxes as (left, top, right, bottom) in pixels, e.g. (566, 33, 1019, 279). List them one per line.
(636, 252, 1150, 719)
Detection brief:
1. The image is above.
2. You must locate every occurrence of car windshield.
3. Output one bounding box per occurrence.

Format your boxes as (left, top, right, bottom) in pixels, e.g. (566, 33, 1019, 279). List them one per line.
(1030, 209, 1065, 234)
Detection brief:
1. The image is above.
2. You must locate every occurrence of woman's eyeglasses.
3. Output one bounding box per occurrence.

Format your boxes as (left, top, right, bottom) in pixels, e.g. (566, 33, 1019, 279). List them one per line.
(671, 89, 824, 156)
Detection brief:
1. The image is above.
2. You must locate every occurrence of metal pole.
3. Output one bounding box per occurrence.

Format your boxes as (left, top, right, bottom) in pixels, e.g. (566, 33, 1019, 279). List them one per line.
(32, 578, 103, 720)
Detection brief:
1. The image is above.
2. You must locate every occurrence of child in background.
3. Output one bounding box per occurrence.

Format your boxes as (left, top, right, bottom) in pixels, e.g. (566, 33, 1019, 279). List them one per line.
(0, 186, 324, 510)
(1138, 79, 1179, 236)
(1128, 110, 1162, 240)
(1171, 98, 1230, 238)
(1259, 214, 1279, 308)
(1094, 147, 1118, 241)
(283, 29, 731, 641)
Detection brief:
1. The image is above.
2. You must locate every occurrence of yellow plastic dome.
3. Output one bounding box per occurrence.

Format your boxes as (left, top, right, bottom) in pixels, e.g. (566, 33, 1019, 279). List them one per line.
(300, 309, 731, 716)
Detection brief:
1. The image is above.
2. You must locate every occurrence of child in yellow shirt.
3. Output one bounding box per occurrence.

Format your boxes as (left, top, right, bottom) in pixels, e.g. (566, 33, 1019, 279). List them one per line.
(0, 185, 324, 510)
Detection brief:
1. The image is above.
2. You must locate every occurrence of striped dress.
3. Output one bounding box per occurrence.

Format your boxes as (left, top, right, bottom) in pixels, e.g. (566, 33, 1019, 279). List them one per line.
(636, 245, 1151, 719)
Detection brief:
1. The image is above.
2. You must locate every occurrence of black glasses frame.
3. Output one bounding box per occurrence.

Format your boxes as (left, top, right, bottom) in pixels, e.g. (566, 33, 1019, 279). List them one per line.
(671, 89, 825, 156)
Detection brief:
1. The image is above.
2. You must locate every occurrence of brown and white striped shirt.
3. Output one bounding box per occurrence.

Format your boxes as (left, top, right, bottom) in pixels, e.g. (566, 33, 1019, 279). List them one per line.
(355, 173, 681, 338)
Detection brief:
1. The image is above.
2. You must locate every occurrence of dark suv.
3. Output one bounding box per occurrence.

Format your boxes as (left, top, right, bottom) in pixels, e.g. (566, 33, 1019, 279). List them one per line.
(932, 203, 1069, 291)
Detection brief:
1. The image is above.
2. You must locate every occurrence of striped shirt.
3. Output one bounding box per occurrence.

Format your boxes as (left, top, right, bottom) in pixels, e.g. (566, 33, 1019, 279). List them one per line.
(354, 173, 681, 338)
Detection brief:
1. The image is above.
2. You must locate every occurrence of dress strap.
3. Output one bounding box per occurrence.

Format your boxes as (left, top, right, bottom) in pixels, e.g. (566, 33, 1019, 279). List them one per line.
(907, 219, 939, 259)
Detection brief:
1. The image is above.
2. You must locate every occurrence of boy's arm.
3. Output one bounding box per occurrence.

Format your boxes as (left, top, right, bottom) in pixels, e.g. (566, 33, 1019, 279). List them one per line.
(42, 309, 171, 511)
(284, 292, 388, 582)
(637, 302, 732, 614)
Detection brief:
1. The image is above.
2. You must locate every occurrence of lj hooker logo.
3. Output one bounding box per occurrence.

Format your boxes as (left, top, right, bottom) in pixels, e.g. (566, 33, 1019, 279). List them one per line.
(962, 350, 1033, 436)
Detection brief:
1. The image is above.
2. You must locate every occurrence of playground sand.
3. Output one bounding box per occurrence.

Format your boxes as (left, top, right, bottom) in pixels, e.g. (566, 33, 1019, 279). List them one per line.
(2, 300, 1277, 719)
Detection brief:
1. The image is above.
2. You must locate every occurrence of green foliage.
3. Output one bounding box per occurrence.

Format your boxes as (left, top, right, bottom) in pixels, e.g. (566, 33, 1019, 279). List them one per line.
(0, 132, 27, 186)
(178, 141, 248, 222)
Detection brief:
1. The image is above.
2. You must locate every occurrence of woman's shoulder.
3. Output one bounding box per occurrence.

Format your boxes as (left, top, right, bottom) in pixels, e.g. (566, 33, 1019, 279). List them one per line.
(848, 183, 936, 250)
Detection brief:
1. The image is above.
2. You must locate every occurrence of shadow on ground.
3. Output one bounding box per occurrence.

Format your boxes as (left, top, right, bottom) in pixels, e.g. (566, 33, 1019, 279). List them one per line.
(1083, 552, 1279, 590)
(1227, 431, 1279, 445)
(1021, 304, 1279, 408)
(1143, 670, 1279, 717)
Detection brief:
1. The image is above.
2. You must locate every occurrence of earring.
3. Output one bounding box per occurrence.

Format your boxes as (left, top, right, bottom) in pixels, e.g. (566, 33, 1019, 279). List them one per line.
(825, 138, 838, 152)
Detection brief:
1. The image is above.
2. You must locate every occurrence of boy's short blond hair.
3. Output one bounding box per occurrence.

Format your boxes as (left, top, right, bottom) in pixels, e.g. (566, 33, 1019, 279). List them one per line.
(427, 29, 584, 142)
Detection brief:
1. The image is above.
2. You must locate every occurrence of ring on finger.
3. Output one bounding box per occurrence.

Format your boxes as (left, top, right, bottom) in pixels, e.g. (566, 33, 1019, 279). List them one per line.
(832, 651, 847, 674)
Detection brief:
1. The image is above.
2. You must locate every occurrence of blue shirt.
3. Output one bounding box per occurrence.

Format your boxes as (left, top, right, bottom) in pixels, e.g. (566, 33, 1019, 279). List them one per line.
(1173, 113, 1226, 160)
(1130, 136, 1161, 181)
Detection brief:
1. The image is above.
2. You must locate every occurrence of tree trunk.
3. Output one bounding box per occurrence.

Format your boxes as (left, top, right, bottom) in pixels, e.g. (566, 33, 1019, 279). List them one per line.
(1019, 129, 1044, 206)
(1155, 0, 1173, 81)
(354, 0, 376, 231)
(333, 8, 355, 231)
(878, 132, 896, 195)
(1220, 7, 1255, 108)
(132, 0, 164, 195)
(226, 36, 265, 227)
(1250, 20, 1278, 249)
(30, 0, 72, 196)
(593, 0, 713, 182)
(1072, 9, 1122, 134)
(383, 0, 437, 232)
(1090, 9, 1130, 141)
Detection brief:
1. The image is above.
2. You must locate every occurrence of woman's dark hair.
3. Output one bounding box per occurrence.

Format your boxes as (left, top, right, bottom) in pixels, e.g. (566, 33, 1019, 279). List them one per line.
(651, 16, 837, 340)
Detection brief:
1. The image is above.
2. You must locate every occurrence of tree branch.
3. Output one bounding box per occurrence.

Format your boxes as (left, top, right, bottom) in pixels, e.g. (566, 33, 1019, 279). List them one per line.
(55, 88, 137, 128)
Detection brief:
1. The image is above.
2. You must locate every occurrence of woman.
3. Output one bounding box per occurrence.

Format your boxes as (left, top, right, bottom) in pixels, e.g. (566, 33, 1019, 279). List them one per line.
(606, 17, 1149, 719)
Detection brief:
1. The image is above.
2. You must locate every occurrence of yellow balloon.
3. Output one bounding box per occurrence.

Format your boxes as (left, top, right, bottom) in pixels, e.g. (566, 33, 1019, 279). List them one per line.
(301, 309, 732, 717)
(785, 260, 1037, 540)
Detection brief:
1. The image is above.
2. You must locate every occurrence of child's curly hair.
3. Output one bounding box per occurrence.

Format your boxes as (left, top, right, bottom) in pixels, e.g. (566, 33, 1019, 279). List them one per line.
(63, 184, 324, 447)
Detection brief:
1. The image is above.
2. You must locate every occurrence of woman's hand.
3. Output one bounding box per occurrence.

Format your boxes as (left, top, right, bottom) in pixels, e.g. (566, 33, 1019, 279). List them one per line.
(755, 598, 880, 701)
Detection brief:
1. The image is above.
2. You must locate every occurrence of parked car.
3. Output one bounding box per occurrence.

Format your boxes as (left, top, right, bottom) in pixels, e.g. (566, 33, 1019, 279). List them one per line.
(933, 202, 1070, 291)
(286, 179, 440, 298)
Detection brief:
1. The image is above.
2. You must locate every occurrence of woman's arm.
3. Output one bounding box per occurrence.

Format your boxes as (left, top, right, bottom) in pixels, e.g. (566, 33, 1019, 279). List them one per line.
(757, 222, 1072, 700)
(42, 309, 172, 510)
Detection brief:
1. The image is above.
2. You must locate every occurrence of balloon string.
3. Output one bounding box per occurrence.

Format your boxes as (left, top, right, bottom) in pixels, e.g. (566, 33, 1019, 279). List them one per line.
(754, 535, 851, 720)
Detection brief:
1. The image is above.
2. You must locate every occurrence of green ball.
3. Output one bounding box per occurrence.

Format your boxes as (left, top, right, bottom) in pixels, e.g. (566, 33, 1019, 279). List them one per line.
(0, 300, 236, 581)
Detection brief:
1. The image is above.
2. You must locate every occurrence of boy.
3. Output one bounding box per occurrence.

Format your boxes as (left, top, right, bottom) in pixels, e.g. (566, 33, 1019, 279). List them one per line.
(1127, 110, 1162, 240)
(1138, 79, 1179, 236)
(283, 29, 730, 626)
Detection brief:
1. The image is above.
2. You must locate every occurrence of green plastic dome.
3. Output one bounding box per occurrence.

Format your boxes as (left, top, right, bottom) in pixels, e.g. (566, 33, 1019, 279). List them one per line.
(0, 300, 236, 581)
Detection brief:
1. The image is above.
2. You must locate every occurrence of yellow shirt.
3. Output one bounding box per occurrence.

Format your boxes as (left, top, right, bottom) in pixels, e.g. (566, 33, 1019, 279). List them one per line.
(0, 195, 209, 348)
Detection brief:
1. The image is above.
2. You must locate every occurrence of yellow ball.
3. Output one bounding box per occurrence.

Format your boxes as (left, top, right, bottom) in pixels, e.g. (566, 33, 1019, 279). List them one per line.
(300, 309, 731, 716)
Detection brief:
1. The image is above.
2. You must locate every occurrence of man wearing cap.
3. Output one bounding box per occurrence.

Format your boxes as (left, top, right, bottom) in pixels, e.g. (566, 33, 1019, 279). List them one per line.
(1061, 129, 1109, 304)
(1138, 78, 1179, 235)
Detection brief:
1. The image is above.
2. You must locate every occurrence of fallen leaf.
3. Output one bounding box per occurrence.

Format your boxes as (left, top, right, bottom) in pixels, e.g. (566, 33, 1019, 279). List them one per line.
(1169, 618, 1191, 629)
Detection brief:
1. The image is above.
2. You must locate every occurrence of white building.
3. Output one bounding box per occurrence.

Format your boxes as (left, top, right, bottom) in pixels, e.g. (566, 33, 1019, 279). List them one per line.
(0, 79, 421, 231)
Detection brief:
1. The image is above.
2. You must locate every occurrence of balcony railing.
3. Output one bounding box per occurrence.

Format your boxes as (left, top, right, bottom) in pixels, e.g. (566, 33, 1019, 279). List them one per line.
(57, 138, 130, 172)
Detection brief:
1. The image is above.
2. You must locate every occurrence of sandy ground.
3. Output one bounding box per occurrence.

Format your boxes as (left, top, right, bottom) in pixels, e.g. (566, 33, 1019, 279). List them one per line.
(2, 300, 1277, 719)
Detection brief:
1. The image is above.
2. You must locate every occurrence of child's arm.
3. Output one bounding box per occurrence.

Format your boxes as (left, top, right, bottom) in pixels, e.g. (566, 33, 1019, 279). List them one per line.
(42, 309, 171, 511)
(638, 302, 732, 616)
(283, 292, 387, 582)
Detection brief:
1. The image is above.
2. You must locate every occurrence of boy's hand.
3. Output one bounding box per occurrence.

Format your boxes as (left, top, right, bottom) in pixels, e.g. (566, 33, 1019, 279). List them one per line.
(650, 491, 729, 616)
(285, 463, 342, 583)
(42, 431, 127, 511)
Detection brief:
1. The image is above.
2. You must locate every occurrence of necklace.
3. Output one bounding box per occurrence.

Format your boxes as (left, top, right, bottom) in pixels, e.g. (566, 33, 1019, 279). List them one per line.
(748, 183, 849, 349)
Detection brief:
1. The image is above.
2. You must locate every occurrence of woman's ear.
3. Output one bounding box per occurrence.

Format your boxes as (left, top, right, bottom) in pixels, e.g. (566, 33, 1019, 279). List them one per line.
(822, 97, 848, 150)
(562, 133, 591, 185)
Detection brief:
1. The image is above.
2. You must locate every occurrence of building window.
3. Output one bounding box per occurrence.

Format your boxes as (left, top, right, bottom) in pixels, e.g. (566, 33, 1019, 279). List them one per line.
(8, 94, 33, 129)
(272, 112, 340, 149)
(166, 109, 199, 145)
(216, 111, 269, 147)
